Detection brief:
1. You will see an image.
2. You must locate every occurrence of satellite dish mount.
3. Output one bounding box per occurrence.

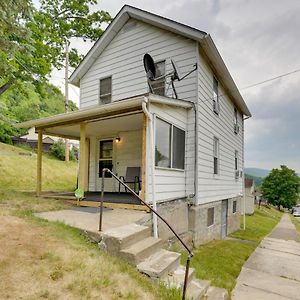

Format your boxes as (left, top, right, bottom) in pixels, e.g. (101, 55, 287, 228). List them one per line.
(143, 53, 197, 99)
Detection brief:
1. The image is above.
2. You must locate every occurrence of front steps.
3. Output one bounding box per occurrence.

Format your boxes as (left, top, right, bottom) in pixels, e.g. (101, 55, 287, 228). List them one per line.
(100, 223, 228, 300)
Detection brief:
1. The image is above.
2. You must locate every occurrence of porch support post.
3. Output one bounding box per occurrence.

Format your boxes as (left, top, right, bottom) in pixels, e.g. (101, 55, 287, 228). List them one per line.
(141, 114, 147, 200)
(79, 122, 86, 191)
(36, 129, 43, 196)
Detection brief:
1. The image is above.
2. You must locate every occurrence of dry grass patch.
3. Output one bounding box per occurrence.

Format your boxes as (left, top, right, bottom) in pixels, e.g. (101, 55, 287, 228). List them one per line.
(0, 214, 171, 299)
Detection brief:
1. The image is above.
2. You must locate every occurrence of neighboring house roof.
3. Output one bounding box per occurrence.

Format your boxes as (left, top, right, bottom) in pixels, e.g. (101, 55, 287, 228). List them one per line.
(69, 5, 251, 117)
(245, 178, 255, 188)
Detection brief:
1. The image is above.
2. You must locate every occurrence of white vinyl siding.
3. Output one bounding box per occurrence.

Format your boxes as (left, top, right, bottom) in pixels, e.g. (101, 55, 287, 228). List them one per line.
(196, 46, 243, 204)
(146, 103, 189, 202)
(80, 19, 197, 108)
(88, 130, 142, 192)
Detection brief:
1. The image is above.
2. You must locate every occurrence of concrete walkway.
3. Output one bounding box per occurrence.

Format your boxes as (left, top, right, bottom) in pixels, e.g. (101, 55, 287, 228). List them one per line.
(36, 207, 147, 234)
(232, 214, 300, 300)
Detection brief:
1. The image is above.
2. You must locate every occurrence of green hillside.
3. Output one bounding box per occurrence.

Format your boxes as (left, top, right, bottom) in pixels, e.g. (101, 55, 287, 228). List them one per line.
(245, 173, 263, 187)
(0, 142, 77, 191)
(245, 168, 270, 178)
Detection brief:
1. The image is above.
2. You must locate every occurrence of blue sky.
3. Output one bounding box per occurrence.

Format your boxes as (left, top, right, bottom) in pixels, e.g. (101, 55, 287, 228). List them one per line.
(49, 0, 300, 172)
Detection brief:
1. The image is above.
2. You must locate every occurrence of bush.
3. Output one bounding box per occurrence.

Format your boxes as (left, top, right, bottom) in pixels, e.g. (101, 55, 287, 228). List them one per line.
(50, 140, 77, 161)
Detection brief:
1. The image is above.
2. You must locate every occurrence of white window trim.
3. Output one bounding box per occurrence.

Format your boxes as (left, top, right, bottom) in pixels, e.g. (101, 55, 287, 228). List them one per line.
(213, 136, 220, 176)
(213, 76, 220, 115)
(99, 76, 112, 104)
(154, 115, 186, 171)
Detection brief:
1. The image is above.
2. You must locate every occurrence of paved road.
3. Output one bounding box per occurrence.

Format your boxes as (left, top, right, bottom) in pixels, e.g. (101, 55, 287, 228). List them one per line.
(232, 214, 300, 300)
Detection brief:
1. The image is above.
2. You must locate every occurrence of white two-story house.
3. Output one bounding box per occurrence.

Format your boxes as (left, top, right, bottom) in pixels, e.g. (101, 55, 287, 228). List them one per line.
(18, 5, 251, 246)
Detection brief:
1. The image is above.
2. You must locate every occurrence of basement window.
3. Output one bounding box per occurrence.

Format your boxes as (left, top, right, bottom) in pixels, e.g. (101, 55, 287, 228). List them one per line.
(207, 207, 214, 227)
(99, 76, 112, 104)
(233, 200, 237, 213)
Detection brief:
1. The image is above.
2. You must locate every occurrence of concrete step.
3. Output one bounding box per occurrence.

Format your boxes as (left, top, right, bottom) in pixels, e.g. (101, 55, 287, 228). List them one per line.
(120, 237, 163, 265)
(137, 249, 181, 279)
(100, 224, 151, 255)
(161, 265, 195, 289)
(186, 279, 210, 300)
(204, 286, 229, 300)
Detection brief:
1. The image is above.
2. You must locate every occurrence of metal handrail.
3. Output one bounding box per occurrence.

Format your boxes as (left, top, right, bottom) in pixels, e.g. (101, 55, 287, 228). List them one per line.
(98, 168, 193, 300)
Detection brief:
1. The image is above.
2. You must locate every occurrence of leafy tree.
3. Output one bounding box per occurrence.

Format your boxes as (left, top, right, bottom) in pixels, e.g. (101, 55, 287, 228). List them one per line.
(50, 140, 76, 161)
(261, 165, 300, 210)
(0, 81, 77, 143)
(0, 0, 112, 95)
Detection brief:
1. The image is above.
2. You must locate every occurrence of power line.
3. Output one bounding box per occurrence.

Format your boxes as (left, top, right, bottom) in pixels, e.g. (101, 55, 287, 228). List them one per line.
(241, 68, 300, 90)
(198, 67, 300, 105)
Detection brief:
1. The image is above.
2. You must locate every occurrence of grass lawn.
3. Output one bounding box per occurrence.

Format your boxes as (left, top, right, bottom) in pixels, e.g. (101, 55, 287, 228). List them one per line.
(290, 214, 300, 234)
(0, 143, 180, 299)
(182, 206, 282, 293)
(0, 142, 77, 191)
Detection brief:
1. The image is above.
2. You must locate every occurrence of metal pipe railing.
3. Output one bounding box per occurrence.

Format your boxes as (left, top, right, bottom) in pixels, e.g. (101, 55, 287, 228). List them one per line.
(98, 168, 193, 300)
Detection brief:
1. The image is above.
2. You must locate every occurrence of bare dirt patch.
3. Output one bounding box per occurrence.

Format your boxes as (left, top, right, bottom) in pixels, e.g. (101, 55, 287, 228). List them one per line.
(0, 215, 156, 300)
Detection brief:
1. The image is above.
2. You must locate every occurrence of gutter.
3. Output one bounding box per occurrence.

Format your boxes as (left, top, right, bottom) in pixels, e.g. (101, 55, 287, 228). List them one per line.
(142, 96, 158, 239)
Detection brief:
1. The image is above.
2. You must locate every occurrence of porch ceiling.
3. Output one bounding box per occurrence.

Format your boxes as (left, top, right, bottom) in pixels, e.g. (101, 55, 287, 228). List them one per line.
(44, 113, 144, 139)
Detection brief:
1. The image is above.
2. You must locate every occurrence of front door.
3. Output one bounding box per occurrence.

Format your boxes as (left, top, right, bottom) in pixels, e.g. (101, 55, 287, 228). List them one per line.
(97, 139, 114, 192)
(221, 200, 228, 239)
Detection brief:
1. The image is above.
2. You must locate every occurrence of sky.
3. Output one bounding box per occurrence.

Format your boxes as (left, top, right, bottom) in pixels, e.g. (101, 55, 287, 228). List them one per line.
(50, 0, 300, 172)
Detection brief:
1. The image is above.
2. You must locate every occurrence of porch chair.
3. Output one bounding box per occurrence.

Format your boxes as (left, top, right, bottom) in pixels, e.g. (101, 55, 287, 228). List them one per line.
(119, 167, 141, 194)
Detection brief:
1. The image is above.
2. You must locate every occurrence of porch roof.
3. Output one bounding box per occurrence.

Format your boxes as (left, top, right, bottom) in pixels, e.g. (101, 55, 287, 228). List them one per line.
(15, 94, 193, 133)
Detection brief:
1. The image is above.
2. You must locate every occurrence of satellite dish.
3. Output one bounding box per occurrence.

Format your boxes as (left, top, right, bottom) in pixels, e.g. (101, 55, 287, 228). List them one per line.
(171, 59, 183, 81)
(143, 53, 156, 80)
(143, 53, 197, 99)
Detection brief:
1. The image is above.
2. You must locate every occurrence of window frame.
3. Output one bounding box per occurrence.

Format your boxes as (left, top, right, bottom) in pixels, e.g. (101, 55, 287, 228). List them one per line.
(213, 76, 220, 115)
(213, 137, 219, 175)
(207, 207, 215, 227)
(150, 60, 166, 96)
(233, 200, 237, 214)
(99, 76, 112, 104)
(98, 139, 113, 178)
(234, 150, 239, 179)
(234, 108, 239, 134)
(155, 116, 186, 171)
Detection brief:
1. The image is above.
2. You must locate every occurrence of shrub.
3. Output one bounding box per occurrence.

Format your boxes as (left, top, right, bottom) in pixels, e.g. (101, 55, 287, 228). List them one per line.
(50, 140, 77, 161)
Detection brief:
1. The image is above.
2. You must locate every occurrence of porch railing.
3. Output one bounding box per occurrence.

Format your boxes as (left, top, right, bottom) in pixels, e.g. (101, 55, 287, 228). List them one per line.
(98, 168, 193, 300)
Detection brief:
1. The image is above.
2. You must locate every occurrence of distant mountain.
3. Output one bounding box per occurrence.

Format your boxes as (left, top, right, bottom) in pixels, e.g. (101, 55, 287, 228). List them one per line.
(245, 168, 270, 178)
(245, 173, 263, 186)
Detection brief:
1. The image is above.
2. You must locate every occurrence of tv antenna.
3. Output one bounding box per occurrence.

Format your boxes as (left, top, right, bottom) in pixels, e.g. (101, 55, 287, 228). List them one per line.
(143, 53, 197, 99)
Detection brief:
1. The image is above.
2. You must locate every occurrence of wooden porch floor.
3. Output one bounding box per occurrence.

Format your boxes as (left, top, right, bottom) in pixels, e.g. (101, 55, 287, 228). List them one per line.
(43, 192, 149, 212)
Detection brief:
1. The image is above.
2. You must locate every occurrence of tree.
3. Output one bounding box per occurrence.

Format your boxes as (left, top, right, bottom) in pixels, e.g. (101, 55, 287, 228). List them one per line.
(0, 0, 112, 95)
(261, 165, 300, 210)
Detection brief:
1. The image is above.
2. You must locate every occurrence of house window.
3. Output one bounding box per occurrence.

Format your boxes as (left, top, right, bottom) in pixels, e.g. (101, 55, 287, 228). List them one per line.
(151, 60, 165, 96)
(207, 207, 214, 227)
(155, 118, 185, 170)
(235, 150, 238, 171)
(99, 76, 112, 104)
(234, 108, 239, 134)
(213, 77, 220, 114)
(99, 140, 113, 178)
(233, 200, 237, 213)
(213, 137, 219, 174)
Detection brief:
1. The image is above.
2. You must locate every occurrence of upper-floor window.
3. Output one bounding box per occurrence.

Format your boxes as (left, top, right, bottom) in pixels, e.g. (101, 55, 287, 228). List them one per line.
(213, 137, 219, 174)
(234, 150, 238, 178)
(155, 117, 185, 170)
(213, 77, 220, 114)
(234, 108, 239, 134)
(99, 76, 112, 104)
(151, 60, 165, 96)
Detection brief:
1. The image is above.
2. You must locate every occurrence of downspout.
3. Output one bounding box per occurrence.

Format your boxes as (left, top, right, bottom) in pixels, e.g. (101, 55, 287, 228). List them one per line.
(142, 96, 158, 239)
(242, 115, 251, 229)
